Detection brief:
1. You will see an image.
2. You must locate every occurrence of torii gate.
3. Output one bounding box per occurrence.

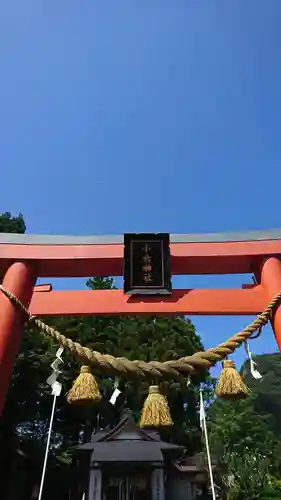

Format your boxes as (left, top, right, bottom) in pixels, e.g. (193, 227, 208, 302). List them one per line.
(1, 230, 281, 415)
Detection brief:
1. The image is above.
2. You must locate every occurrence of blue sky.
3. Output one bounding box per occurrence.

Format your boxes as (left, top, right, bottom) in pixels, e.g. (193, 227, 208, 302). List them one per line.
(1, 1, 281, 375)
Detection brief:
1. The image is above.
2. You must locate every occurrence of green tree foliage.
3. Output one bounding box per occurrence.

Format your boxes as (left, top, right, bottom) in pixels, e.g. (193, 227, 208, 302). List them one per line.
(0, 212, 26, 234)
(208, 353, 281, 499)
(242, 353, 281, 439)
(222, 451, 278, 500)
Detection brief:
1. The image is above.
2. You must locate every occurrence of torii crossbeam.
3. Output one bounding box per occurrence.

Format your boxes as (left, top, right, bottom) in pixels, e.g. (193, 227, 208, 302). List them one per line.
(1, 229, 281, 413)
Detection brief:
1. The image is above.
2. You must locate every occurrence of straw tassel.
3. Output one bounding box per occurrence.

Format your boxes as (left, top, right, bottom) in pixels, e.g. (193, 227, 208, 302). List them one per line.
(67, 366, 101, 405)
(215, 360, 250, 399)
(139, 385, 173, 427)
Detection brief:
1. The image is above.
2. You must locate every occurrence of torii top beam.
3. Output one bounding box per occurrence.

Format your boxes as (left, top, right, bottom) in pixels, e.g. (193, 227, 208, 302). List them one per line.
(1, 229, 281, 277)
(0, 230, 281, 317)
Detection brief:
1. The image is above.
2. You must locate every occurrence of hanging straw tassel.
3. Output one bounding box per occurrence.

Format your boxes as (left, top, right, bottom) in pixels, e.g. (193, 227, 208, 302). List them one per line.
(67, 366, 101, 405)
(215, 360, 250, 399)
(139, 385, 173, 428)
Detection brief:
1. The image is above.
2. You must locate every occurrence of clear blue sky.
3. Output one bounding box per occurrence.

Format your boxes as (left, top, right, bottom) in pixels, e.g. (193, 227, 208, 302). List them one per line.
(1, 1, 281, 374)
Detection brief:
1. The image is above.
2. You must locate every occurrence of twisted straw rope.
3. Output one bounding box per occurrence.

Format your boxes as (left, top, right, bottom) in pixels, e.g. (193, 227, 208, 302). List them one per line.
(1, 285, 280, 381)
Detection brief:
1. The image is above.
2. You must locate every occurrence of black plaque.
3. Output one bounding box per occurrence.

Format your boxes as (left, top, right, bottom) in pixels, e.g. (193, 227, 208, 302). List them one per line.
(124, 233, 172, 295)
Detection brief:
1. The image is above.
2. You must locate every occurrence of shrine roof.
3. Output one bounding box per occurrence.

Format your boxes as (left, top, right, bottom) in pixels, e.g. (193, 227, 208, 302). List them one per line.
(74, 411, 183, 462)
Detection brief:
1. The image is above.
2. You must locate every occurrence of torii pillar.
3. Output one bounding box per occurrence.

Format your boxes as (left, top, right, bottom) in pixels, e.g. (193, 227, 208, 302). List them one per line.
(261, 257, 281, 352)
(0, 262, 35, 415)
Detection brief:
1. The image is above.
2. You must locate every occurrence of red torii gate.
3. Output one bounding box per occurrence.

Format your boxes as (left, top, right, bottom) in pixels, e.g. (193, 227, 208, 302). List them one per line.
(1, 230, 281, 414)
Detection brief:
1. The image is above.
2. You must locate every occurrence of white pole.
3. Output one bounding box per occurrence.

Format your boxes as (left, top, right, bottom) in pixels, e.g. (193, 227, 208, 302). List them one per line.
(200, 390, 216, 500)
(37, 394, 57, 500)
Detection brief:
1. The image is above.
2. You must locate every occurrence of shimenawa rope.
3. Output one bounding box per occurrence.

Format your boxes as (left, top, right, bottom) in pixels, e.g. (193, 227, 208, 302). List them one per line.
(0, 285, 280, 381)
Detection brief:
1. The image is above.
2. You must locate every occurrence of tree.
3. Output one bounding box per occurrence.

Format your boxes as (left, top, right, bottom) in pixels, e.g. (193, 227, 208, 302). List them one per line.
(208, 394, 281, 498)
(0, 212, 26, 234)
(242, 353, 281, 440)
(222, 451, 276, 500)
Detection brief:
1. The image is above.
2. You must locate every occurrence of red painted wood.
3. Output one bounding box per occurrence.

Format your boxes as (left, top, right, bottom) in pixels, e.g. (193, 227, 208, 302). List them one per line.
(261, 258, 281, 351)
(0, 239, 281, 277)
(29, 286, 266, 316)
(0, 263, 35, 414)
(34, 284, 52, 292)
